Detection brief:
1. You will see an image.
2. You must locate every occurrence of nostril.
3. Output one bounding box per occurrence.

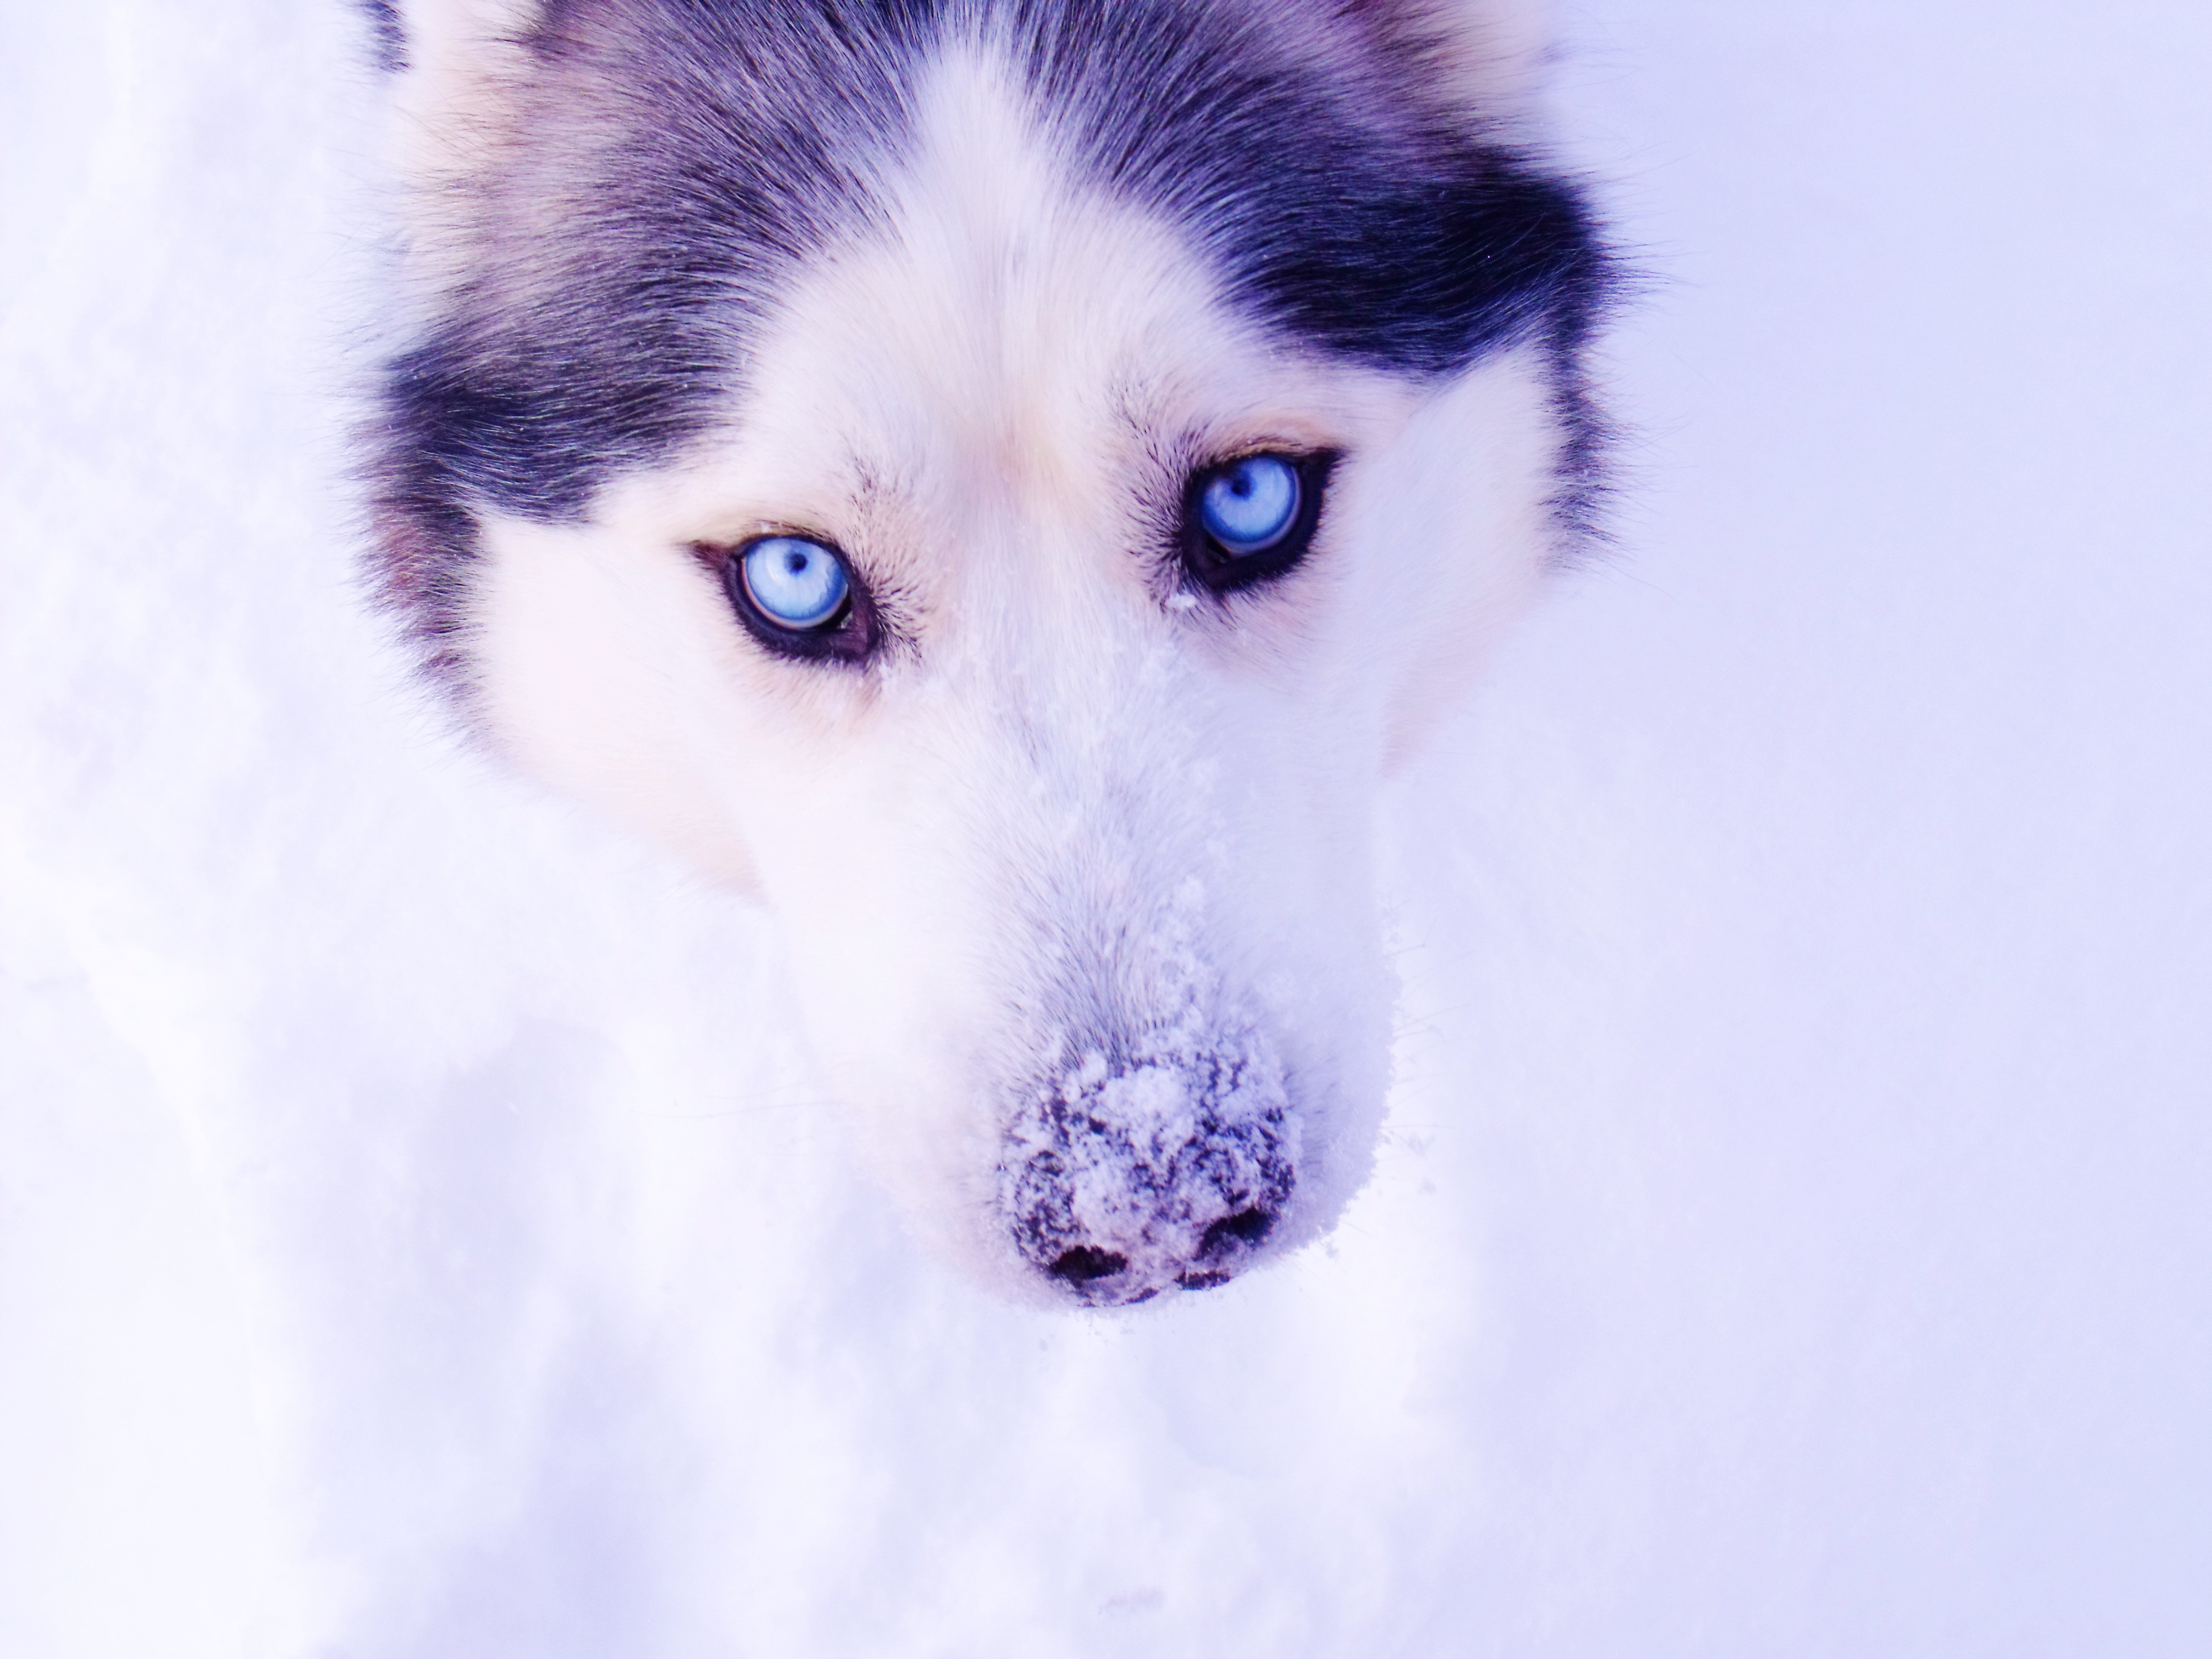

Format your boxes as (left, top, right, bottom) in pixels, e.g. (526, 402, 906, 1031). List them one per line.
(1199, 1207, 1276, 1260)
(1048, 1245, 1129, 1286)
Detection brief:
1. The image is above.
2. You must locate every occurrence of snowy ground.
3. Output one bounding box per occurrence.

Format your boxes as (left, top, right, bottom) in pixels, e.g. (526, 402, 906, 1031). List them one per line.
(4, 4, 2208, 1655)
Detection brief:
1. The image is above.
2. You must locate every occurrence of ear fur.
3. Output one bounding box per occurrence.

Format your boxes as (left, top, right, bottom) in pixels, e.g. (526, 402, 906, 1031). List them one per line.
(371, 0, 547, 290)
(377, 1, 543, 181)
(370, 2, 1553, 166)
(1341, 0, 1552, 127)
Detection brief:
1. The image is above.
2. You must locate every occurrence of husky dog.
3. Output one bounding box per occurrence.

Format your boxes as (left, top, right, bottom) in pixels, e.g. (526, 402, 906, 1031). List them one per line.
(364, 0, 1608, 1306)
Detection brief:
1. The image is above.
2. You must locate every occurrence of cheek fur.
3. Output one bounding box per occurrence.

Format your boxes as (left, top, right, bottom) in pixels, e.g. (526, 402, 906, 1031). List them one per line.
(472, 513, 769, 891)
(1356, 344, 1562, 768)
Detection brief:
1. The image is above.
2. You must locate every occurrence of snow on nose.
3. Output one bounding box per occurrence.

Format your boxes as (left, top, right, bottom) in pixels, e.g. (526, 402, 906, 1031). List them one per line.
(999, 1041, 1298, 1305)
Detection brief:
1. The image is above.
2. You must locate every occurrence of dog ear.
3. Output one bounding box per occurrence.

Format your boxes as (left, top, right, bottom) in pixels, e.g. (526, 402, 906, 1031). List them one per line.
(370, 1, 541, 76)
(1341, 0, 1552, 126)
(374, 1, 544, 181)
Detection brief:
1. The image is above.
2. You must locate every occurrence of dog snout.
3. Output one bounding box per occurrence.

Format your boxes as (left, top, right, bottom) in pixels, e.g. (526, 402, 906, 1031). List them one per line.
(1001, 1048, 1297, 1305)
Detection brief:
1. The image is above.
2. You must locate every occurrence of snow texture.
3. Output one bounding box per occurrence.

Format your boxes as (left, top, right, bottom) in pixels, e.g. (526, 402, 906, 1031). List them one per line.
(4, 2, 2210, 1655)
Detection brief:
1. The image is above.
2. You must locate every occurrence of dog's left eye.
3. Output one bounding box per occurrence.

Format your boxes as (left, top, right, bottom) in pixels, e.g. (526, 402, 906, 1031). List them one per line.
(1199, 455, 1301, 553)
(1182, 450, 1334, 595)
(740, 536, 850, 629)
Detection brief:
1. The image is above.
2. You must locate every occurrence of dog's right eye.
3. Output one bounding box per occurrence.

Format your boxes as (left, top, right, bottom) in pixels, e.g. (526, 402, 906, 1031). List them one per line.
(1179, 449, 1336, 598)
(706, 534, 877, 664)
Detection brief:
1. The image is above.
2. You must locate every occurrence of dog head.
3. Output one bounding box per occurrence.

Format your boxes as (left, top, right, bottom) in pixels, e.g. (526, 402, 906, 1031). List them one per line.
(366, 0, 1608, 1305)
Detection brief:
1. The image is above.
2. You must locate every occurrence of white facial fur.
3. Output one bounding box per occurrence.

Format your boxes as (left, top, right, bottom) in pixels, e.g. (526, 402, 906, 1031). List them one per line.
(464, 44, 1565, 1301)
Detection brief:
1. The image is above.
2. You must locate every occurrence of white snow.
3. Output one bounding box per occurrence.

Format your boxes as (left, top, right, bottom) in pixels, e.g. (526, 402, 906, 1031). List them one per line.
(4, 2, 2209, 1654)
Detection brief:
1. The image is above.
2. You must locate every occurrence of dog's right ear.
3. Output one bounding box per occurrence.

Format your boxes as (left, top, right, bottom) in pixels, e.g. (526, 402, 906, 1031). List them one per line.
(1342, 0, 1552, 127)
(370, 1, 544, 185)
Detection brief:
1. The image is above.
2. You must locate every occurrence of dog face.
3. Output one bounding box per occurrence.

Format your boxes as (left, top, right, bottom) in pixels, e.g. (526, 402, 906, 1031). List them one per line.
(367, 0, 1607, 1304)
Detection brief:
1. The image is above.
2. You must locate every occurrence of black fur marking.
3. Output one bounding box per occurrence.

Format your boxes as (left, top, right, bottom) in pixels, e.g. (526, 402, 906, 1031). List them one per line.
(1539, 301, 1620, 569)
(361, 1, 404, 73)
(1010, 0, 1609, 375)
(363, 0, 1617, 685)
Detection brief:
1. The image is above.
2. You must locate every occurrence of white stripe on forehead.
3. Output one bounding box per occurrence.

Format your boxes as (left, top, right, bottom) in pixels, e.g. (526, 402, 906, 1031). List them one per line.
(743, 44, 1242, 494)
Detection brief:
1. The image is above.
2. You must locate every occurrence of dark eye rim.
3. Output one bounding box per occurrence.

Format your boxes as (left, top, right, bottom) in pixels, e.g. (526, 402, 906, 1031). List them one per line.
(1179, 448, 1339, 597)
(692, 534, 880, 665)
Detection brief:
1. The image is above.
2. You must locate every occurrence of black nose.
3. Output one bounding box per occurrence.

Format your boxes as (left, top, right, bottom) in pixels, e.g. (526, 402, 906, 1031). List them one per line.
(1000, 1047, 1298, 1304)
(1042, 1207, 1278, 1293)
(1046, 1244, 1129, 1287)
(1187, 1205, 1276, 1277)
(1033, 1202, 1282, 1305)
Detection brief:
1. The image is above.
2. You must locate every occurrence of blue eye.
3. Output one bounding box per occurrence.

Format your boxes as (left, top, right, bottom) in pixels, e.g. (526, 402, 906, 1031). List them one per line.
(739, 535, 850, 629)
(1179, 449, 1335, 598)
(1198, 454, 1302, 554)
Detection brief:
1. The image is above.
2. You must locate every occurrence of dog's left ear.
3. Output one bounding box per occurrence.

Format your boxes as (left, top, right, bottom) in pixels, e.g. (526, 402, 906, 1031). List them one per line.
(1339, 0, 1552, 127)
(365, 0, 542, 79)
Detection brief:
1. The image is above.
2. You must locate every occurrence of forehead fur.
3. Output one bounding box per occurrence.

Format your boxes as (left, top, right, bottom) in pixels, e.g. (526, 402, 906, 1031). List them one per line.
(642, 46, 1403, 547)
